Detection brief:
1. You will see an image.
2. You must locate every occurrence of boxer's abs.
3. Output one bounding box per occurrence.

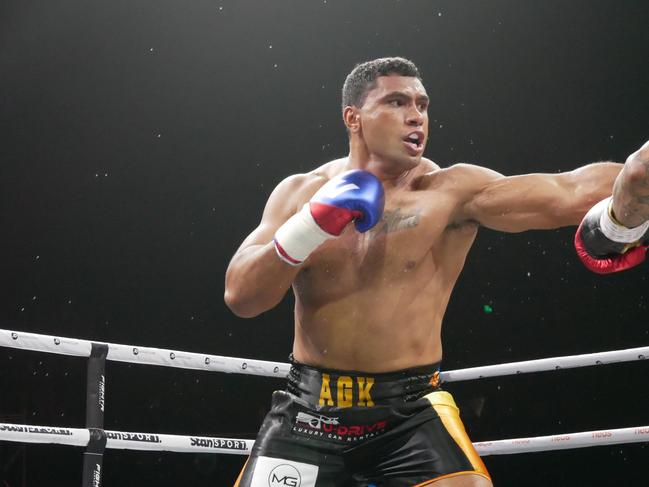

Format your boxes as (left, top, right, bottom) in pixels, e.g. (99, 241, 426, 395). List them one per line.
(291, 221, 477, 372)
(292, 296, 445, 373)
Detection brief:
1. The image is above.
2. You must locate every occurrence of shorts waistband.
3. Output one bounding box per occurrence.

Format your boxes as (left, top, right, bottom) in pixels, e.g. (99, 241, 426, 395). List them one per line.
(286, 356, 442, 408)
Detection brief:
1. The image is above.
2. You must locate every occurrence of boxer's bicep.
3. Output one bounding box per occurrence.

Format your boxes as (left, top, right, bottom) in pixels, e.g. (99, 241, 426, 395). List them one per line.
(225, 174, 316, 316)
(472, 163, 620, 232)
(465, 172, 578, 232)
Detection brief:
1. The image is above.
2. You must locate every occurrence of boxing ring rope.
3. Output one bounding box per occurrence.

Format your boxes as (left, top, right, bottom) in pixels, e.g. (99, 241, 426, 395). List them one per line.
(0, 329, 291, 378)
(0, 424, 254, 455)
(2, 328, 647, 381)
(1, 328, 648, 486)
(2, 422, 648, 457)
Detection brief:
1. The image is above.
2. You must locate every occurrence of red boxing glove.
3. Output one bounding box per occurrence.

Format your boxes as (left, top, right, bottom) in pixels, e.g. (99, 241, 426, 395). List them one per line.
(574, 228, 647, 274)
(574, 197, 649, 274)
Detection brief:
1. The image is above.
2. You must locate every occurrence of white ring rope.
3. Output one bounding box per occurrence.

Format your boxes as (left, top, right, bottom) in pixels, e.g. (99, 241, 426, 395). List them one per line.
(0, 423, 253, 456)
(1, 422, 648, 456)
(2, 328, 648, 457)
(473, 426, 649, 455)
(1, 328, 647, 382)
(441, 346, 649, 382)
(0, 329, 290, 378)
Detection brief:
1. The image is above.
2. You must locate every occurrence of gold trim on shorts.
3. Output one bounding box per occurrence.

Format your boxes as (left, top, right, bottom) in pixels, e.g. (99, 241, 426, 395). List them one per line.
(232, 458, 248, 487)
(424, 390, 491, 481)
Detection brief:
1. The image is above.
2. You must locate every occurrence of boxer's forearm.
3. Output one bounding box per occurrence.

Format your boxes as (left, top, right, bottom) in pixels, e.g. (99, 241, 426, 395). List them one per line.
(224, 243, 301, 318)
(612, 141, 649, 228)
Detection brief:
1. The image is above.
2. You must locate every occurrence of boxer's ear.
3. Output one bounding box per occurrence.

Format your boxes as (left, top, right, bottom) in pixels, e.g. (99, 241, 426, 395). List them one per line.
(343, 106, 361, 134)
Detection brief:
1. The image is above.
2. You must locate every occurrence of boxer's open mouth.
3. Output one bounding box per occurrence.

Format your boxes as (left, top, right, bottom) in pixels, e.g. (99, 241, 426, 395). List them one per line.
(403, 131, 424, 153)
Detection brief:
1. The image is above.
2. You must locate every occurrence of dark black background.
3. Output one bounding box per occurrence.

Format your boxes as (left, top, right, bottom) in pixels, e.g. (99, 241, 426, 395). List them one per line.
(1, 1, 648, 485)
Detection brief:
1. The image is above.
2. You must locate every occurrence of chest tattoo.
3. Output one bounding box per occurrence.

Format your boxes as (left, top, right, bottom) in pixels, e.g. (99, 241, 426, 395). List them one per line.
(369, 208, 421, 240)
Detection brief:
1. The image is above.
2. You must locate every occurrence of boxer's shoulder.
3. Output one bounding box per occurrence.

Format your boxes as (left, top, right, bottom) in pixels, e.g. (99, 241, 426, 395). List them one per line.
(283, 158, 352, 205)
(309, 158, 348, 180)
(415, 163, 500, 195)
(437, 163, 498, 185)
(269, 164, 335, 213)
(281, 158, 345, 187)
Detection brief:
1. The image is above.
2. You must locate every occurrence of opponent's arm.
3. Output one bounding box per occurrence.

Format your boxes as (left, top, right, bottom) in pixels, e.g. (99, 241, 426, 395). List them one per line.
(611, 140, 649, 227)
(459, 162, 622, 232)
(574, 141, 649, 274)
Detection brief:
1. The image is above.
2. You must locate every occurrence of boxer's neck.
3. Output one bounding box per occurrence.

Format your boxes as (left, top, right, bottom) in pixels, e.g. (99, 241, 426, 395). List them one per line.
(346, 140, 419, 187)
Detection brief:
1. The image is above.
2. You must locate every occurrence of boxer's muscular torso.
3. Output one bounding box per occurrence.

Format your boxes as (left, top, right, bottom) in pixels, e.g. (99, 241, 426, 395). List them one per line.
(288, 157, 477, 372)
(227, 152, 619, 372)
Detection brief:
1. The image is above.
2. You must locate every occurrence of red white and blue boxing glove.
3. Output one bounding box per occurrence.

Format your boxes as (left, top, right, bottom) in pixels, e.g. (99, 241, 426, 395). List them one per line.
(274, 170, 385, 265)
(574, 197, 649, 274)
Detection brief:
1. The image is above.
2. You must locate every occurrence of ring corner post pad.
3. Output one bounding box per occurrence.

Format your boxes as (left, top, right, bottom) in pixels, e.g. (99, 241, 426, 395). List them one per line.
(82, 342, 109, 487)
(82, 428, 107, 487)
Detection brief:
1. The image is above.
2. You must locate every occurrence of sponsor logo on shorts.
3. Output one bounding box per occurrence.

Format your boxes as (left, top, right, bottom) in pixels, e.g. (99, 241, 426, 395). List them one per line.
(106, 432, 161, 443)
(293, 411, 387, 443)
(249, 457, 317, 487)
(295, 412, 340, 429)
(269, 464, 301, 486)
(189, 437, 247, 450)
(318, 373, 374, 407)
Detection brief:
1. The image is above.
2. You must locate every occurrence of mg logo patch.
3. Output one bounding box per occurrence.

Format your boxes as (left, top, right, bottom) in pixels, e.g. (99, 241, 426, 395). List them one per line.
(269, 464, 300, 486)
(249, 456, 317, 487)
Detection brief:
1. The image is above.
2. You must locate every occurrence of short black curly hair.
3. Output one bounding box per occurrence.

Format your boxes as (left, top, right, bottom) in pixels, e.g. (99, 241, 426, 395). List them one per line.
(342, 57, 422, 110)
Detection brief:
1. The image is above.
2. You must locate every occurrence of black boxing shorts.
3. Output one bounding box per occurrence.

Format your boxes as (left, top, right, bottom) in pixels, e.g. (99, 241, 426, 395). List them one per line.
(234, 358, 490, 486)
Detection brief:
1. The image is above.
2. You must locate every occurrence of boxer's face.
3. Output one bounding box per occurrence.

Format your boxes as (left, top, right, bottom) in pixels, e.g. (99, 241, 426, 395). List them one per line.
(356, 75, 429, 169)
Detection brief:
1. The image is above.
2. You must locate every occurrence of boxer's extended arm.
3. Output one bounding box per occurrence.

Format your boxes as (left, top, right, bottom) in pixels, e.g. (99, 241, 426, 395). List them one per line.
(224, 175, 308, 318)
(611, 140, 649, 227)
(458, 162, 622, 232)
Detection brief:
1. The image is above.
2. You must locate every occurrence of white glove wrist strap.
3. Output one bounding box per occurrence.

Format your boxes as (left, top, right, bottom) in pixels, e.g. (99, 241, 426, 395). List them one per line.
(274, 204, 334, 265)
(598, 197, 649, 243)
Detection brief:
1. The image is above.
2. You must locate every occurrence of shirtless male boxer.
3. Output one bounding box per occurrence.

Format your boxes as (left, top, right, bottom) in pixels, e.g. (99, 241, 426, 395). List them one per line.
(576, 141, 649, 274)
(224, 57, 623, 486)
